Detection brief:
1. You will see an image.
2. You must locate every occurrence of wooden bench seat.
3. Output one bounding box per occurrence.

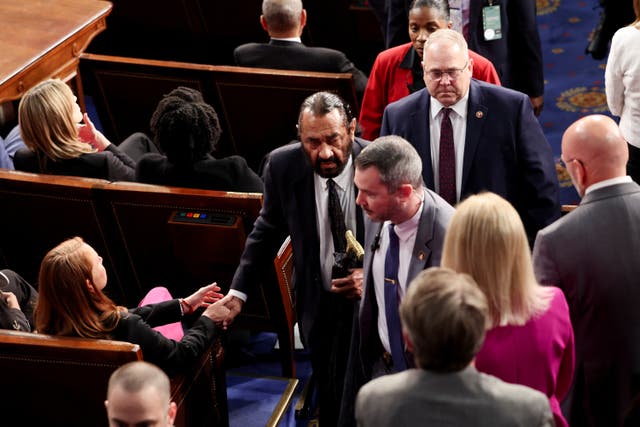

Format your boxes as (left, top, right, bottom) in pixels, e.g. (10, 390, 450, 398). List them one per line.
(0, 329, 227, 427)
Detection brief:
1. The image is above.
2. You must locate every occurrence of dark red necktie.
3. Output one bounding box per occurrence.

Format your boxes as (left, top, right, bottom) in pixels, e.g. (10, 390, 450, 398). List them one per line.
(439, 108, 456, 205)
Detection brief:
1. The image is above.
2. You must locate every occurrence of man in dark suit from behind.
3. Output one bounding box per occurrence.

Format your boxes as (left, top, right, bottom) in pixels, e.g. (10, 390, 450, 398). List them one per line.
(234, 0, 368, 102)
(533, 115, 640, 426)
(356, 267, 554, 427)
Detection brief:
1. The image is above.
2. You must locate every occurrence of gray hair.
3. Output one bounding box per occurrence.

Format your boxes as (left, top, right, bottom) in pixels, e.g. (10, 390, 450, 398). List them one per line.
(262, 0, 302, 33)
(400, 267, 489, 372)
(297, 91, 354, 133)
(354, 135, 423, 192)
(424, 28, 468, 56)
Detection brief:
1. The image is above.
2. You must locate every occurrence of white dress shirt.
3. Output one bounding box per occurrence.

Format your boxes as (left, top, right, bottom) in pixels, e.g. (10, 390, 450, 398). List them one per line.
(229, 155, 356, 302)
(314, 155, 357, 290)
(372, 200, 423, 353)
(585, 176, 633, 196)
(429, 92, 469, 202)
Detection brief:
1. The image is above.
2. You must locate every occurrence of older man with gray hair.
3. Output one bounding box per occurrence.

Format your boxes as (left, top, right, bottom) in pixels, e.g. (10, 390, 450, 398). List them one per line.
(354, 135, 454, 382)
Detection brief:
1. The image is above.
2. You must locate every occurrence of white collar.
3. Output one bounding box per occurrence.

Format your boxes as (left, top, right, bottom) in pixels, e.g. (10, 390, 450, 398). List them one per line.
(430, 90, 469, 120)
(585, 176, 633, 195)
(271, 36, 302, 43)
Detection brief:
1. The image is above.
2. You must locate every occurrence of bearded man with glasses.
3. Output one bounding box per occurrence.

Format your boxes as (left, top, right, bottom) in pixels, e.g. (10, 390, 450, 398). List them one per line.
(380, 29, 559, 244)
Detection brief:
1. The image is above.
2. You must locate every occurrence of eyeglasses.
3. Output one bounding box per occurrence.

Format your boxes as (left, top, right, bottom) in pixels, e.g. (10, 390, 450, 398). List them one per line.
(425, 60, 469, 82)
(559, 157, 584, 169)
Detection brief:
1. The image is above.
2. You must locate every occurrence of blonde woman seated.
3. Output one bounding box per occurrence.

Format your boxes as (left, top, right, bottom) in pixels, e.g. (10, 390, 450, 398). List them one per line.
(34, 237, 230, 375)
(14, 79, 155, 181)
(441, 192, 575, 427)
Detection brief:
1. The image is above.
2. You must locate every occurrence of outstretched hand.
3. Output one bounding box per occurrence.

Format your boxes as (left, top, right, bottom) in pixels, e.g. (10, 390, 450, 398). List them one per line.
(184, 282, 224, 313)
(331, 268, 363, 300)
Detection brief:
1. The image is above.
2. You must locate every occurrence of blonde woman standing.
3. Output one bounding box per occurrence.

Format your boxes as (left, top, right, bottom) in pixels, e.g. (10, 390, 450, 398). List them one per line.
(441, 192, 574, 427)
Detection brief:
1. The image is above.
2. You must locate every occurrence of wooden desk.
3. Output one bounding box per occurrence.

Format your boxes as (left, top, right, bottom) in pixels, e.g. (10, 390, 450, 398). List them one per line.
(0, 0, 112, 104)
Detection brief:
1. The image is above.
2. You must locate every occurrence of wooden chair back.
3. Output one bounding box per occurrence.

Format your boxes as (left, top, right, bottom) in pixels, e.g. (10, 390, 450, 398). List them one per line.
(78, 53, 357, 172)
(0, 330, 142, 427)
(0, 170, 129, 302)
(0, 329, 227, 427)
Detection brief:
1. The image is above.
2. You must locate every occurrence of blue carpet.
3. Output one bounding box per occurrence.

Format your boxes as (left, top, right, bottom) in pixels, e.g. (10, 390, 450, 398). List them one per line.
(227, 332, 314, 427)
(537, 0, 613, 204)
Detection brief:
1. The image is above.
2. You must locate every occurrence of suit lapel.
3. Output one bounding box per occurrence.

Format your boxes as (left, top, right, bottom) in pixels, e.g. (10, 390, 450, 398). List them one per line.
(462, 81, 488, 194)
(292, 155, 320, 256)
(406, 189, 435, 287)
(413, 91, 435, 189)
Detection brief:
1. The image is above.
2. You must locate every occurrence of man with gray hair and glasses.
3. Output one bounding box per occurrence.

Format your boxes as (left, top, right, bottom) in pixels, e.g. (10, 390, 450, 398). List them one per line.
(380, 28, 559, 244)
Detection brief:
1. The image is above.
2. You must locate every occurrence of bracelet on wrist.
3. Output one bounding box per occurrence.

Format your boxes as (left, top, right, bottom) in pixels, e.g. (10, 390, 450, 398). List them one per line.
(180, 298, 195, 315)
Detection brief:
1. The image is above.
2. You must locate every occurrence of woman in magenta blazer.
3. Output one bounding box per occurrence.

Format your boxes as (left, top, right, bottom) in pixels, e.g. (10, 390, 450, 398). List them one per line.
(441, 193, 575, 427)
(359, 0, 501, 141)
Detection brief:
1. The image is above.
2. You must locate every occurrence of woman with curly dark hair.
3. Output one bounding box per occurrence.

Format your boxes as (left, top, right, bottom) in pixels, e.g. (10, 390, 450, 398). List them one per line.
(136, 87, 263, 192)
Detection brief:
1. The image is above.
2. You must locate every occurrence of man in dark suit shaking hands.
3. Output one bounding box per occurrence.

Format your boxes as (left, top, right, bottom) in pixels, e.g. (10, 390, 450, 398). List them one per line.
(234, 0, 368, 102)
(381, 29, 559, 243)
(223, 92, 367, 426)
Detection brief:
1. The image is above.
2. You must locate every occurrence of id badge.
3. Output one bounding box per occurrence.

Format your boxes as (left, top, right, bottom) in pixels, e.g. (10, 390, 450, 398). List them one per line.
(482, 5, 502, 41)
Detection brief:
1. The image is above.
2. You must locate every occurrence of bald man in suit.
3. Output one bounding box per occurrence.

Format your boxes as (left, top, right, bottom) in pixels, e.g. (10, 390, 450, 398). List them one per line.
(533, 115, 640, 426)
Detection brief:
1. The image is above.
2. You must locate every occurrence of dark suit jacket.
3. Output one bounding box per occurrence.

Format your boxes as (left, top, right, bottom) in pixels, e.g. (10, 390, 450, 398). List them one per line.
(0, 269, 37, 332)
(136, 153, 264, 192)
(113, 300, 217, 376)
(230, 139, 367, 347)
(234, 39, 368, 102)
(14, 144, 136, 181)
(533, 181, 640, 427)
(359, 188, 454, 379)
(467, 0, 544, 98)
(380, 79, 560, 241)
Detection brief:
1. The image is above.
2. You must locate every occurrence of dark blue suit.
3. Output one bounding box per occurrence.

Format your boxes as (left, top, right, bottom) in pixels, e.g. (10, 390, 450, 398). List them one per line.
(380, 79, 559, 240)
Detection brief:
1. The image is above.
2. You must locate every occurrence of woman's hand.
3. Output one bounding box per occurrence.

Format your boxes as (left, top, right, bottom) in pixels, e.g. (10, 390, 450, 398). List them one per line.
(78, 113, 111, 151)
(183, 282, 224, 314)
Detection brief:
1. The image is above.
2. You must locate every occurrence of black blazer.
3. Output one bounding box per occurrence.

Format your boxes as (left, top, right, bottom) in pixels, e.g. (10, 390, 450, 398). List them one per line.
(234, 39, 368, 102)
(14, 145, 136, 181)
(136, 153, 264, 192)
(113, 300, 217, 376)
(230, 138, 368, 346)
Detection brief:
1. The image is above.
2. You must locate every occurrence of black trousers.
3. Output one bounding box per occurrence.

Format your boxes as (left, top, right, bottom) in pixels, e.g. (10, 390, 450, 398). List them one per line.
(310, 291, 359, 427)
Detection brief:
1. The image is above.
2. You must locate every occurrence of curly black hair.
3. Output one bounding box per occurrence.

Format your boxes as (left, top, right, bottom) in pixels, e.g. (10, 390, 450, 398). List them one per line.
(149, 92, 222, 166)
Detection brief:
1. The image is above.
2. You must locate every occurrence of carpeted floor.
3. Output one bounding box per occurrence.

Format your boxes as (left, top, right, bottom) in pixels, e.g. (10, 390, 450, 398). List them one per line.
(536, 0, 614, 205)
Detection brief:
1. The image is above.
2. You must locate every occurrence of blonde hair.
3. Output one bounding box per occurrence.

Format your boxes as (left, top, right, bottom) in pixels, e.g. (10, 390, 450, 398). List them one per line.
(18, 79, 94, 170)
(401, 267, 488, 372)
(441, 193, 552, 327)
(35, 237, 121, 338)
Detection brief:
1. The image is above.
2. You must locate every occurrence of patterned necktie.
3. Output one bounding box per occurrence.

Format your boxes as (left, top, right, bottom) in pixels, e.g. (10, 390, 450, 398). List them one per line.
(384, 223, 407, 372)
(439, 108, 456, 206)
(327, 178, 347, 254)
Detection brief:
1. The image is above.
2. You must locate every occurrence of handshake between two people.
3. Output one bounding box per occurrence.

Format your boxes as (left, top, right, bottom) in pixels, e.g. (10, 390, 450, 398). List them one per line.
(202, 230, 366, 329)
